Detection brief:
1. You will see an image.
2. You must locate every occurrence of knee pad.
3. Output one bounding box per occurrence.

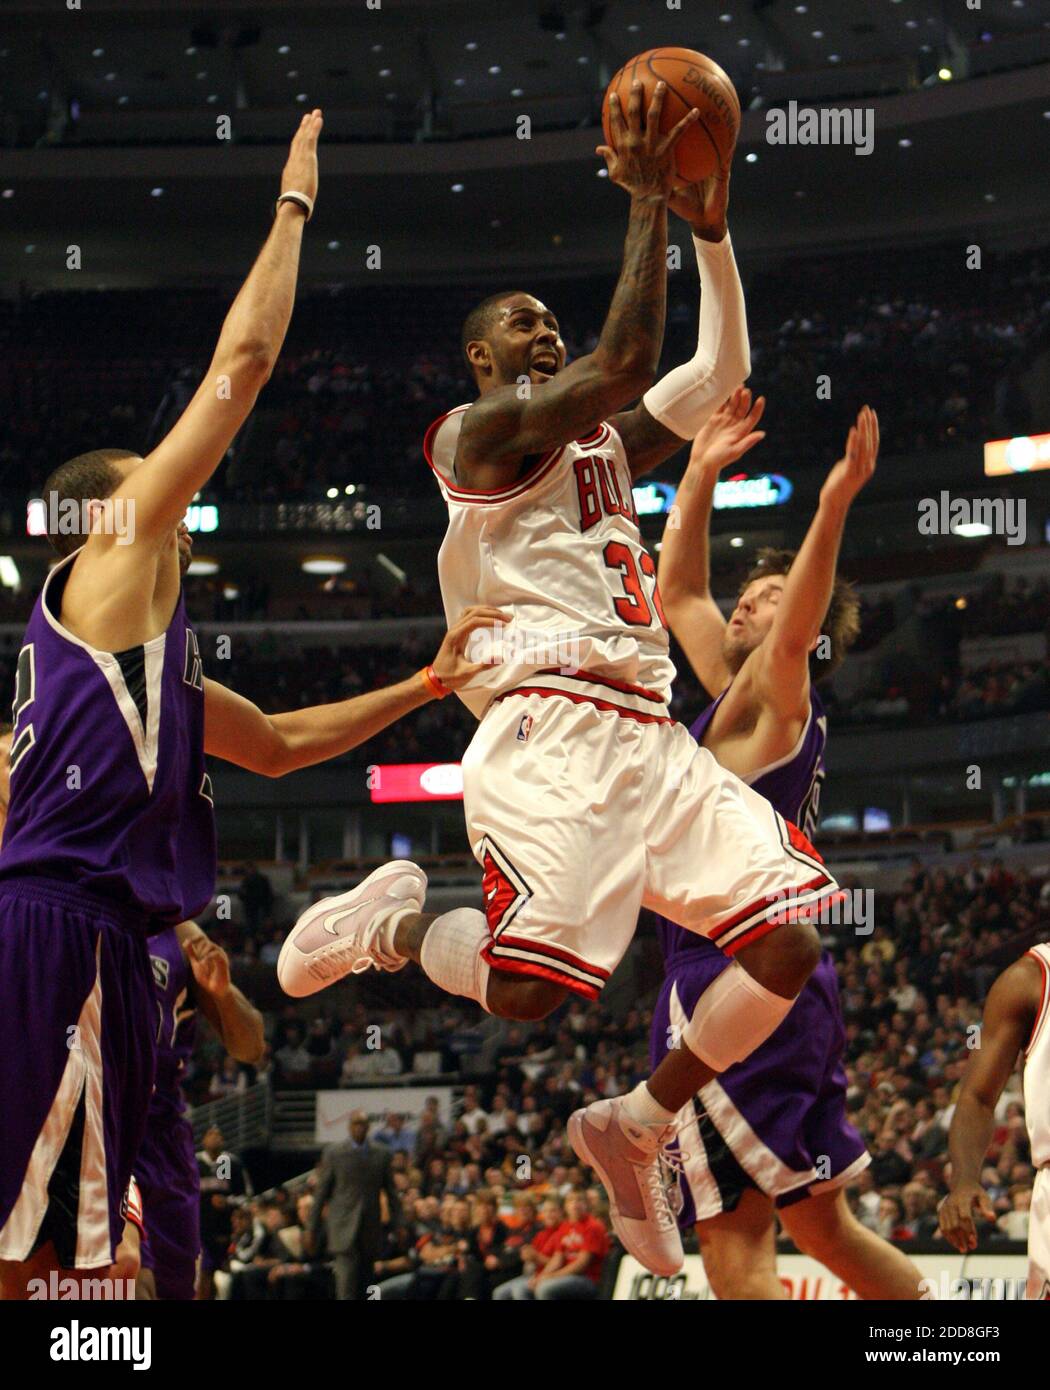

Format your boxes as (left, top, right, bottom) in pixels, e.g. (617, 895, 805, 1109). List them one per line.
(681, 961, 796, 1072)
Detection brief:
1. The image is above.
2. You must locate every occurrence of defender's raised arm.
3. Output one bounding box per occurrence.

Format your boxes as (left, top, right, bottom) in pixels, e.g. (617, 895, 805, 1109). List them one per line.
(119, 110, 323, 541)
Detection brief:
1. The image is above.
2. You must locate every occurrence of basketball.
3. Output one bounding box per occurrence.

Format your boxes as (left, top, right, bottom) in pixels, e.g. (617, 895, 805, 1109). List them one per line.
(601, 47, 740, 183)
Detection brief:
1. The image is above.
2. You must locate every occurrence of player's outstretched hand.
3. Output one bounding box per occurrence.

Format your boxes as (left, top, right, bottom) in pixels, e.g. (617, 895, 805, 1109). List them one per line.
(669, 167, 730, 243)
(820, 404, 879, 511)
(431, 605, 514, 693)
(183, 930, 232, 1000)
(938, 1182, 996, 1253)
(596, 80, 700, 203)
(281, 108, 323, 207)
(686, 386, 765, 476)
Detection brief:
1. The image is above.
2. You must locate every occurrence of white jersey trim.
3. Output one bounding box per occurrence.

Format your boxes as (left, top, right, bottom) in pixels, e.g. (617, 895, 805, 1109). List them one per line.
(741, 704, 814, 787)
(1026, 945, 1050, 1059)
(424, 403, 611, 506)
(0, 936, 109, 1267)
(40, 548, 166, 792)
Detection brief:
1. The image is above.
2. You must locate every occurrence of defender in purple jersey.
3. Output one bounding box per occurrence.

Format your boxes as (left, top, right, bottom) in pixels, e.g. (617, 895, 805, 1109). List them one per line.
(135, 921, 263, 1300)
(653, 392, 922, 1298)
(0, 117, 503, 1297)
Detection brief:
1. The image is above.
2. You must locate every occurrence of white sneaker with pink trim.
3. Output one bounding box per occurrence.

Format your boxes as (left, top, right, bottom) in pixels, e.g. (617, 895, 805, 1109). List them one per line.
(568, 1095, 684, 1277)
(276, 860, 426, 998)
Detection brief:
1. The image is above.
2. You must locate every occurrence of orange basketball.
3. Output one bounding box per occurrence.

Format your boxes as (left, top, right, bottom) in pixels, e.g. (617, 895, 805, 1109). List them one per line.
(601, 47, 740, 183)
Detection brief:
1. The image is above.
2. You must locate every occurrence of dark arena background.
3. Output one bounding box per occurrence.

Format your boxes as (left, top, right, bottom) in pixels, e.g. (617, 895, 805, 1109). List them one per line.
(1, 0, 1049, 1367)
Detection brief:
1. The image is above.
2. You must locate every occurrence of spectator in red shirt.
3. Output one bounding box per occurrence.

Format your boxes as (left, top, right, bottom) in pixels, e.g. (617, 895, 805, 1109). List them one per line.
(533, 1193, 609, 1301)
(492, 1198, 564, 1301)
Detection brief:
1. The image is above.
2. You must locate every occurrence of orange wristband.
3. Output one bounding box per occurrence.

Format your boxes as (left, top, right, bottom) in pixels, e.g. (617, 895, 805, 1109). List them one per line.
(420, 665, 451, 700)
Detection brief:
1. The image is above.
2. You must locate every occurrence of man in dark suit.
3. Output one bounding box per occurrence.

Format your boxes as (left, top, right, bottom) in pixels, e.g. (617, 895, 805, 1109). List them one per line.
(308, 1111, 400, 1300)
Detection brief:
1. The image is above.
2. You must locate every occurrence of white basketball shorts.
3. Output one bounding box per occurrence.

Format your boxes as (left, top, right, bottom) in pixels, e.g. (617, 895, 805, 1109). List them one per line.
(459, 671, 841, 999)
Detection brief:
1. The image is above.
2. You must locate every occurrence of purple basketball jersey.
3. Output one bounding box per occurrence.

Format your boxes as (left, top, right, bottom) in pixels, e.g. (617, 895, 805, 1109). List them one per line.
(147, 927, 197, 1122)
(0, 548, 217, 924)
(651, 683, 868, 1224)
(657, 686, 827, 966)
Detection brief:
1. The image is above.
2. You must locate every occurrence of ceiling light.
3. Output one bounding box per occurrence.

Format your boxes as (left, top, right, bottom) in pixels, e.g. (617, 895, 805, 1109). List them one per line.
(730, 536, 744, 548)
(302, 556, 346, 575)
(187, 558, 219, 575)
(951, 522, 992, 538)
(745, 152, 758, 162)
(938, 67, 952, 80)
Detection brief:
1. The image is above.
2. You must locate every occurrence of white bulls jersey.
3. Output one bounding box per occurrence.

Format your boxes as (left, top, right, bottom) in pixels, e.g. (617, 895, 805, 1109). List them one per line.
(1024, 944, 1050, 1169)
(424, 403, 676, 720)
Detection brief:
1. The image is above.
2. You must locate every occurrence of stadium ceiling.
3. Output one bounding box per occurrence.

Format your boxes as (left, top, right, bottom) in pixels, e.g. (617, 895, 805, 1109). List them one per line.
(0, 1, 1048, 285)
(2, 0, 1049, 126)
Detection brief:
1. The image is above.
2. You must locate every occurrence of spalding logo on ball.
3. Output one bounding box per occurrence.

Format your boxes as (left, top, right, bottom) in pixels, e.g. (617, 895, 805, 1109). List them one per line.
(602, 46, 740, 183)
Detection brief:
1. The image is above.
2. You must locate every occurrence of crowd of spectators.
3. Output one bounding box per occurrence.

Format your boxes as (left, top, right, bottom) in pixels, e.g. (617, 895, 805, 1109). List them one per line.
(2, 240, 1047, 504)
(187, 854, 1048, 1297)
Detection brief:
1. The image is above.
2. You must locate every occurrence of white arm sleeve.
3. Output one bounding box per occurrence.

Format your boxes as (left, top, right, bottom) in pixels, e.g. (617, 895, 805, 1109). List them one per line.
(641, 230, 751, 441)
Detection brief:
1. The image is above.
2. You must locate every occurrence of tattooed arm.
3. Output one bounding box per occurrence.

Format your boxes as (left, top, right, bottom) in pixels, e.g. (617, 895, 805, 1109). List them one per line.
(455, 81, 698, 492)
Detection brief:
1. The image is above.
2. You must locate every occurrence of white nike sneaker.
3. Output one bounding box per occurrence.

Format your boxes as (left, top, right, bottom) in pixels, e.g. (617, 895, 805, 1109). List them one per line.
(568, 1095, 684, 1277)
(276, 860, 427, 998)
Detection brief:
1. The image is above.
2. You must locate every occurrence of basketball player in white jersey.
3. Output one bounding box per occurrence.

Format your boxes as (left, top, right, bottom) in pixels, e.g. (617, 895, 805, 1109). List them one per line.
(939, 945, 1050, 1299)
(279, 81, 842, 1276)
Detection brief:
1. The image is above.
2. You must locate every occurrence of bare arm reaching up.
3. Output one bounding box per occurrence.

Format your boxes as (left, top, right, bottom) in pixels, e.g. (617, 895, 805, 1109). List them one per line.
(749, 406, 878, 719)
(60, 112, 323, 652)
(658, 387, 766, 697)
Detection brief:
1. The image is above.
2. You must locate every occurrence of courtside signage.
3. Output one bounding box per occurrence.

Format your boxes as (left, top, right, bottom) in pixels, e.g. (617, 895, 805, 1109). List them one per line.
(369, 762, 464, 803)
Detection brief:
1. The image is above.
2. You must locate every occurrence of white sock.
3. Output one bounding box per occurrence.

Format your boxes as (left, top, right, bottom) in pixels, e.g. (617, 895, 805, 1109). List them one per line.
(622, 1081, 677, 1130)
(419, 908, 492, 1011)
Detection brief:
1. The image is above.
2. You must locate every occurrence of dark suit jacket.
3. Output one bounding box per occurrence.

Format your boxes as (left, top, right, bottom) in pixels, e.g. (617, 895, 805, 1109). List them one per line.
(309, 1140, 400, 1256)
